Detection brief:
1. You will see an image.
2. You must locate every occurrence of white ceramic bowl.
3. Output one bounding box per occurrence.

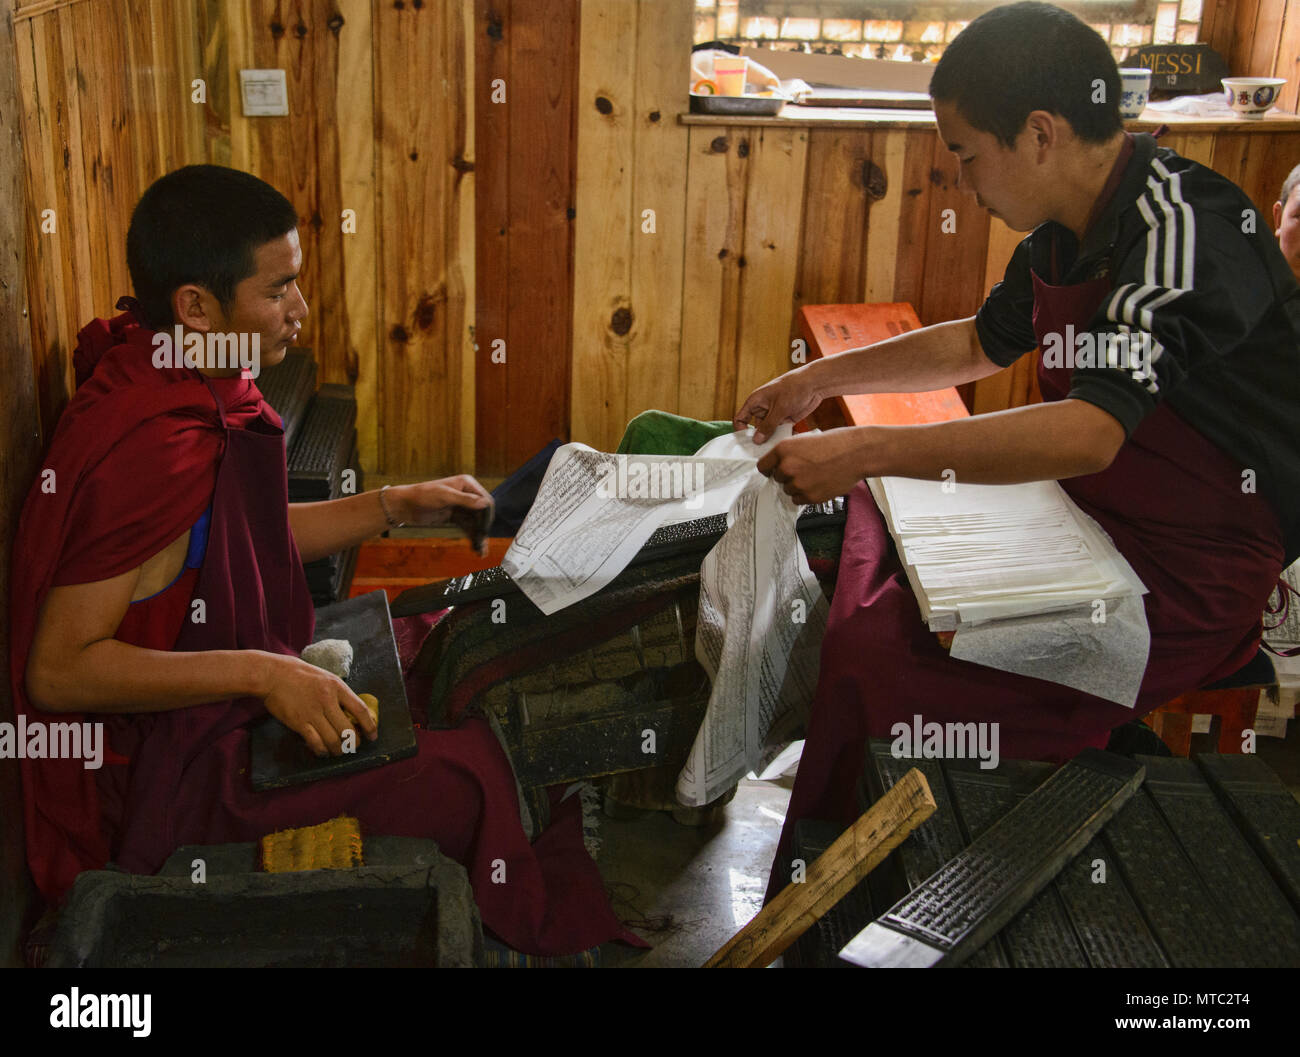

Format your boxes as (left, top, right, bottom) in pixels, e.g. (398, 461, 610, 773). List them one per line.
(1222, 77, 1287, 119)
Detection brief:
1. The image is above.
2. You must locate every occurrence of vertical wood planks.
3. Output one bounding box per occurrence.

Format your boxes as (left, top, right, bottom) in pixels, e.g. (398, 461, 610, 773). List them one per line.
(17, 0, 477, 479)
(570, 0, 637, 452)
(1220, 0, 1262, 75)
(449, 0, 477, 474)
(1212, 130, 1300, 216)
(122, 0, 161, 194)
(1199, 0, 1239, 63)
(473, 0, 511, 476)
(0, 0, 42, 964)
(918, 131, 989, 328)
(890, 128, 937, 315)
(501, 0, 576, 470)
(981, 216, 1022, 299)
(473, 0, 580, 476)
(627, 0, 692, 430)
(375, 0, 459, 475)
(862, 128, 906, 304)
(200, 0, 232, 166)
(55, 7, 96, 355)
(1206, 0, 1300, 115)
(170, 0, 205, 166)
(336, 0, 380, 473)
(307, 0, 348, 392)
(735, 126, 807, 407)
(14, 11, 70, 435)
(1248, 0, 1285, 80)
(1165, 132, 1215, 167)
(17, 0, 1300, 471)
(78, 3, 130, 305)
(796, 128, 873, 309)
(1276, 1, 1300, 113)
(678, 127, 747, 421)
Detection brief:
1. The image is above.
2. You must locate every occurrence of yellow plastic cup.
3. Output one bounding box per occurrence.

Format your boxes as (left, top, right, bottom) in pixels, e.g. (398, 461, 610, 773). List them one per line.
(715, 55, 749, 96)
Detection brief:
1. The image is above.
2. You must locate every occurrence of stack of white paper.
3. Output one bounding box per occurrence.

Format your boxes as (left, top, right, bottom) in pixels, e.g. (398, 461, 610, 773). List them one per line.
(867, 475, 1147, 631)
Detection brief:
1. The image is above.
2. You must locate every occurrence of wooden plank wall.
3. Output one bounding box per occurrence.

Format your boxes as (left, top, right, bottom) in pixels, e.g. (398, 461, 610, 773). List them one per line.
(16, 0, 1300, 473)
(571, 0, 695, 451)
(14, 0, 207, 443)
(1, 0, 41, 967)
(474, 0, 578, 478)
(575, 117, 1300, 445)
(1202, 0, 1300, 115)
(563, 5, 1300, 449)
(14, 0, 474, 478)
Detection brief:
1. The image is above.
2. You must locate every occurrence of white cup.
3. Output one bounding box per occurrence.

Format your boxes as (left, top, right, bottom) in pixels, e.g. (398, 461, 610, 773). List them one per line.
(1119, 68, 1152, 119)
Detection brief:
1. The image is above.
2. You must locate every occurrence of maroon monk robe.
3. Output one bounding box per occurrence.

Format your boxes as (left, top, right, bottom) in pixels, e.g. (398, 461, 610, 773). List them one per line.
(10, 307, 643, 955)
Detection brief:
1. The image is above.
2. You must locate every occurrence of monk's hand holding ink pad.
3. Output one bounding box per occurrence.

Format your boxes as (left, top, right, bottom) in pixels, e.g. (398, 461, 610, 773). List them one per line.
(399, 474, 494, 555)
(344, 693, 380, 732)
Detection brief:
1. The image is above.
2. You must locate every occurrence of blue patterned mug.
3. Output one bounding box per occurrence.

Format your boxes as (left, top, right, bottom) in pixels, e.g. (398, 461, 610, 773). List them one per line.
(1119, 68, 1152, 119)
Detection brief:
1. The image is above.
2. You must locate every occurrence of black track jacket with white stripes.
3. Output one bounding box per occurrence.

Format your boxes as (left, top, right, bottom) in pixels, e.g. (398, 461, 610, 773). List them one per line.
(976, 132, 1300, 564)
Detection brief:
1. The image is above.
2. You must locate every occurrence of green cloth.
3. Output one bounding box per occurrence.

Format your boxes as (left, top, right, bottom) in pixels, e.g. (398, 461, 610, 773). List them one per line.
(615, 410, 734, 457)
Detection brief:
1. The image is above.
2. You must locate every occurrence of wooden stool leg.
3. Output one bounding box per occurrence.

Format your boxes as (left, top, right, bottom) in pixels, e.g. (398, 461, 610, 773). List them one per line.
(1149, 711, 1193, 757)
(1213, 688, 1260, 754)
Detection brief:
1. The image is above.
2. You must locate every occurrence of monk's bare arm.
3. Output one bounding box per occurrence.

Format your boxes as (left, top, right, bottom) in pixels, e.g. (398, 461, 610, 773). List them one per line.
(288, 477, 492, 563)
(804, 316, 1002, 395)
(735, 317, 1006, 442)
(286, 489, 400, 563)
(25, 570, 375, 755)
(757, 398, 1126, 504)
(857, 398, 1124, 482)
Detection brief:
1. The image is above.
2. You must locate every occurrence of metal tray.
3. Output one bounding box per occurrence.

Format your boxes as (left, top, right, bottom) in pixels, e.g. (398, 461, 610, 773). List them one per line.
(689, 93, 784, 116)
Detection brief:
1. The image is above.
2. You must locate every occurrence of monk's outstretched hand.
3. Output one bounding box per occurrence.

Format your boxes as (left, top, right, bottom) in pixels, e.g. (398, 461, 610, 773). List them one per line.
(400, 474, 495, 556)
(756, 428, 871, 506)
(262, 655, 378, 757)
(733, 370, 823, 444)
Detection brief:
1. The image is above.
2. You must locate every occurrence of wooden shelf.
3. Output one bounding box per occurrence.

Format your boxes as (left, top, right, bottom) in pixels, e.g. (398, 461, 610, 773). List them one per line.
(679, 105, 1300, 133)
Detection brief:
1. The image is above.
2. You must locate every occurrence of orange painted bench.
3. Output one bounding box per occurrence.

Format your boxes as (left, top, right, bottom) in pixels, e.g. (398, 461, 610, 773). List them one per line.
(349, 536, 513, 603)
(797, 302, 969, 429)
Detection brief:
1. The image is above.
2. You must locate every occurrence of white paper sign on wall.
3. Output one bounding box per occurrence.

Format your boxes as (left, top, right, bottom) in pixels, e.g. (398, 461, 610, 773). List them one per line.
(240, 69, 289, 117)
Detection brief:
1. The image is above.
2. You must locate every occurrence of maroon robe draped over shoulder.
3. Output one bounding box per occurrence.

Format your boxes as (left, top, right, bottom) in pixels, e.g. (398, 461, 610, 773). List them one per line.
(10, 309, 642, 955)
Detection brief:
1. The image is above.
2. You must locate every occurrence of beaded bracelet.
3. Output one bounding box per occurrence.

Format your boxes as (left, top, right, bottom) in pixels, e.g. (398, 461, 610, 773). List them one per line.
(378, 485, 407, 529)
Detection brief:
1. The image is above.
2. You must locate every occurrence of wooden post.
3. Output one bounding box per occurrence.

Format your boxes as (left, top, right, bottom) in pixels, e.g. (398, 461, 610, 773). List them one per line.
(703, 767, 936, 968)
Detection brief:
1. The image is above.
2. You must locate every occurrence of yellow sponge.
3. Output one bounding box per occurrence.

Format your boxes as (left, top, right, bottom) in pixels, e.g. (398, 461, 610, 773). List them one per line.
(261, 815, 363, 873)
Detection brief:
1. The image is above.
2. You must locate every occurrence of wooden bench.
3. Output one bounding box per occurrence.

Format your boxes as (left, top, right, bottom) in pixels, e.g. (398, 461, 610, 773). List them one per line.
(797, 302, 969, 430)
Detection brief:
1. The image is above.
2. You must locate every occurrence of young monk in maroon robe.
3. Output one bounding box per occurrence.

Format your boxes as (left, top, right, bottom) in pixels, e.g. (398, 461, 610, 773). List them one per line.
(11, 164, 639, 956)
(733, 4, 1300, 899)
